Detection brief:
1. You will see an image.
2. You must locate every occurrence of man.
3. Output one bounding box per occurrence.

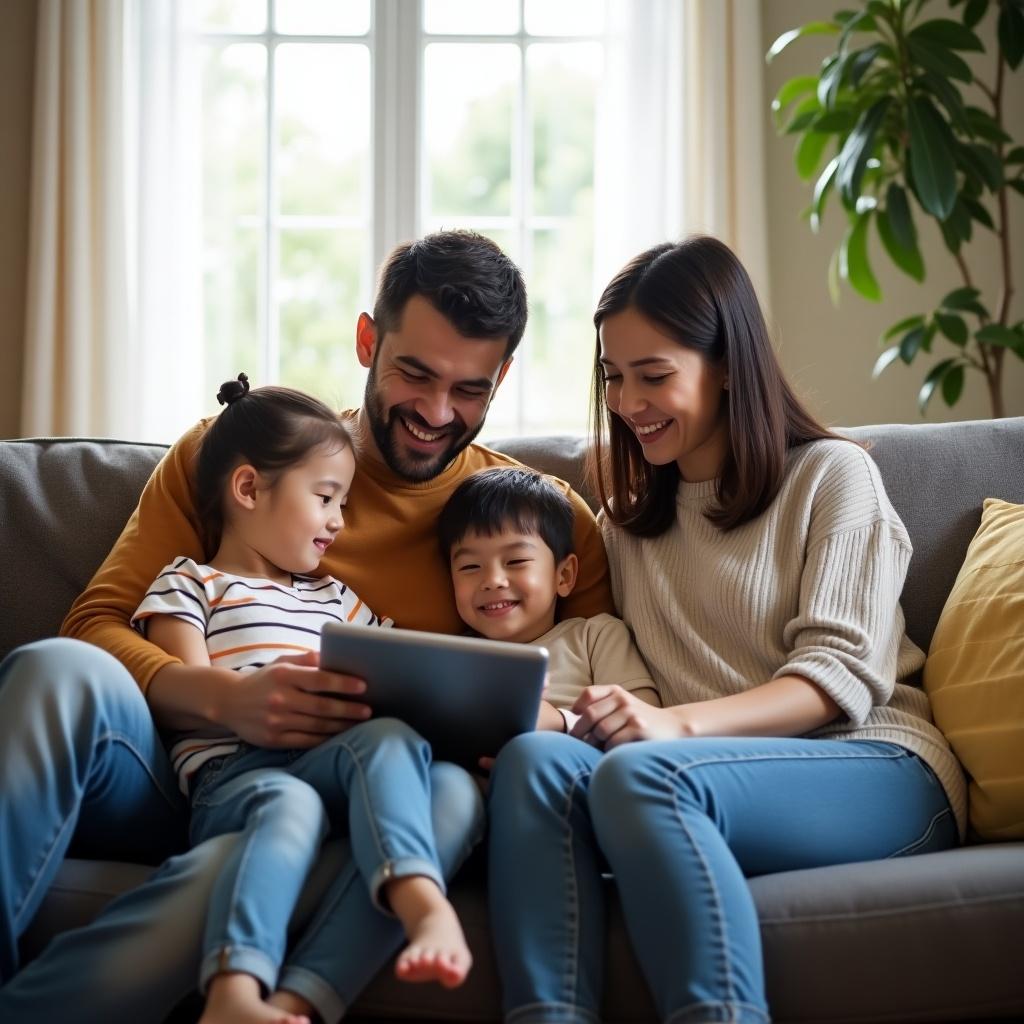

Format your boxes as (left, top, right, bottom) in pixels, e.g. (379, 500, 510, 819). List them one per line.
(0, 231, 613, 1022)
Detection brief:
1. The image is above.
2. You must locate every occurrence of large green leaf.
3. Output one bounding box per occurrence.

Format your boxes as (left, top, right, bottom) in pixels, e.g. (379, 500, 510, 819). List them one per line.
(940, 286, 988, 317)
(935, 312, 969, 345)
(998, 2, 1024, 69)
(877, 207, 925, 281)
(907, 97, 958, 219)
(908, 18, 984, 51)
(841, 214, 882, 301)
(899, 325, 927, 362)
(918, 358, 960, 414)
(976, 324, 1024, 348)
(811, 156, 840, 232)
(964, 106, 1012, 144)
(836, 97, 891, 202)
(963, 0, 989, 29)
(885, 183, 917, 249)
(848, 42, 889, 86)
(873, 345, 903, 378)
(817, 53, 851, 109)
(963, 196, 995, 230)
(914, 72, 969, 133)
(907, 37, 974, 81)
(883, 314, 926, 341)
(796, 132, 832, 179)
(942, 364, 965, 405)
(767, 21, 840, 63)
(956, 142, 1004, 192)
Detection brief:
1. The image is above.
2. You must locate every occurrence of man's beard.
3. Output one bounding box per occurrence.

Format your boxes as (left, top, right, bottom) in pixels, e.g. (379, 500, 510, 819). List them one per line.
(363, 366, 486, 482)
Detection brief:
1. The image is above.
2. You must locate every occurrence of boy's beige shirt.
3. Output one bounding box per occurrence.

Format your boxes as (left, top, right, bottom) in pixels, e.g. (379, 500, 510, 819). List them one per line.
(61, 413, 614, 693)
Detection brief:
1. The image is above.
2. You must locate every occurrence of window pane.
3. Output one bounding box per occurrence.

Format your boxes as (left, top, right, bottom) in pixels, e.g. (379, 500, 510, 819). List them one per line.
(425, 44, 518, 218)
(275, 0, 370, 36)
(204, 226, 263, 399)
(200, 44, 266, 397)
(424, 0, 518, 35)
(529, 43, 600, 218)
(278, 228, 368, 411)
(524, 224, 595, 432)
(524, 0, 605, 36)
(277, 44, 370, 218)
(186, 0, 266, 33)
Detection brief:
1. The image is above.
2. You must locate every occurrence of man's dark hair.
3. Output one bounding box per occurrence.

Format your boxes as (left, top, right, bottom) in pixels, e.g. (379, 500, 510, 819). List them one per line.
(194, 374, 350, 556)
(373, 231, 528, 358)
(438, 467, 575, 563)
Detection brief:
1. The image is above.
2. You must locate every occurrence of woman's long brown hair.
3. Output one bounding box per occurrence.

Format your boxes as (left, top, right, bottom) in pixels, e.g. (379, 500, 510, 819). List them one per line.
(589, 237, 847, 536)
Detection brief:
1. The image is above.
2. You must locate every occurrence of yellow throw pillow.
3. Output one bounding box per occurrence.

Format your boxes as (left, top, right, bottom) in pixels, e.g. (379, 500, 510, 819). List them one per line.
(924, 498, 1024, 841)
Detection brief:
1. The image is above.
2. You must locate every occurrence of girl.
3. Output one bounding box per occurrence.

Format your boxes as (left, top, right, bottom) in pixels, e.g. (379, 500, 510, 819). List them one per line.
(133, 375, 476, 1024)
(486, 238, 965, 1024)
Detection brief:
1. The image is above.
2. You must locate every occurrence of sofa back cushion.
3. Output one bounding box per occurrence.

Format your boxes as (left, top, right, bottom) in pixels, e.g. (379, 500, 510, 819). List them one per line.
(2, 417, 1023, 660)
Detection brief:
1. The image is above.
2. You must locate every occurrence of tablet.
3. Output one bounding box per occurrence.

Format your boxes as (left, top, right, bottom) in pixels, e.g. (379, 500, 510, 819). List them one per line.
(319, 622, 549, 765)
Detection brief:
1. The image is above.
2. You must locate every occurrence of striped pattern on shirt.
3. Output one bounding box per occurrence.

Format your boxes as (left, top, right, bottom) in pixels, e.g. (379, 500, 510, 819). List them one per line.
(132, 557, 390, 793)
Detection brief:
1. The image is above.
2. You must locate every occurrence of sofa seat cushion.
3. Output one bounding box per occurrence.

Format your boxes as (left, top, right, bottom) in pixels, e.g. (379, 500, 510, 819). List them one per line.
(924, 498, 1024, 841)
(23, 845, 1024, 1023)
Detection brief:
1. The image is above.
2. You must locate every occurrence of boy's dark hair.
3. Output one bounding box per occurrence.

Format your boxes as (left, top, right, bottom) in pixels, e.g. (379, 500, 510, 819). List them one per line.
(194, 373, 351, 556)
(438, 467, 575, 563)
(373, 231, 528, 359)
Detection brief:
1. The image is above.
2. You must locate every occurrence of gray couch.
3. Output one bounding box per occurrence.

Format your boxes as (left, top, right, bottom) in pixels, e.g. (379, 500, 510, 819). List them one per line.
(2, 420, 1023, 1023)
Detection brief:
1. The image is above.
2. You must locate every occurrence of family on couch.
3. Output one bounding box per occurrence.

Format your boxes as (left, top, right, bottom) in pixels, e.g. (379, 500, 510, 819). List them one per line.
(0, 230, 964, 1024)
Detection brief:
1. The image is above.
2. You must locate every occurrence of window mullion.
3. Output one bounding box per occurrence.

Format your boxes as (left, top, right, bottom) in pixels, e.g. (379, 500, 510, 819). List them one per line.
(264, 2, 279, 383)
(373, 0, 420, 278)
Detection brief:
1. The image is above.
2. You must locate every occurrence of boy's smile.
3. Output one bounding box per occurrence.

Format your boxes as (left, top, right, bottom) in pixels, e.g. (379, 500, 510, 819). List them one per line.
(449, 529, 577, 644)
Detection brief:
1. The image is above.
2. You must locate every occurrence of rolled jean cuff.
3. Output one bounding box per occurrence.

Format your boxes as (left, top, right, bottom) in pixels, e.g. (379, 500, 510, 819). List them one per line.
(665, 1000, 772, 1024)
(277, 964, 346, 1024)
(507, 1001, 601, 1024)
(199, 944, 278, 996)
(369, 856, 445, 914)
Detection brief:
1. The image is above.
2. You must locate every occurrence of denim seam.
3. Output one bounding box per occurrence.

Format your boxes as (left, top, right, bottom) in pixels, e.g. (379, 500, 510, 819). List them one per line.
(886, 806, 952, 858)
(507, 999, 601, 1024)
(664, 998, 771, 1024)
(97, 729, 182, 808)
(558, 766, 592, 1010)
(664, 762, 738, 1009)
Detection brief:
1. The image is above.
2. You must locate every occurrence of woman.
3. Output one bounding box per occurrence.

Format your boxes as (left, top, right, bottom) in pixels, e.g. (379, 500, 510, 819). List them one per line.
(487, 237, 964, 1024)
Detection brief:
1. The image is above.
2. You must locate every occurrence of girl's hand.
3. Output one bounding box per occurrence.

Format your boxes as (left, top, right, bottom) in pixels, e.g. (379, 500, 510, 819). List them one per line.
(570, 685, 689, 749)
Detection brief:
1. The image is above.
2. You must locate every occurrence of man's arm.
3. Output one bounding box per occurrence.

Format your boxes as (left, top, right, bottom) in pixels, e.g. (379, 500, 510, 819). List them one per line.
(560, 487, 614, 619)
(61, 422, 210, 692)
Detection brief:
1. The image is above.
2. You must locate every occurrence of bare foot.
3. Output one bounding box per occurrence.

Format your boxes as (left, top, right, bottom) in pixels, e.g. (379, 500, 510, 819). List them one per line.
(268, 989, 316, 1021)
(200, 972, 310, 1024)
(387, 877, 472, 988)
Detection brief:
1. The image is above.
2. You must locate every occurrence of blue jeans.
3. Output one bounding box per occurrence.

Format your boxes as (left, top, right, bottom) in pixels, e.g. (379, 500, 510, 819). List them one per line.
(189, 718, 460, 1020)
(0, 639, 483, 1024)
(488, 732, 957, 1024)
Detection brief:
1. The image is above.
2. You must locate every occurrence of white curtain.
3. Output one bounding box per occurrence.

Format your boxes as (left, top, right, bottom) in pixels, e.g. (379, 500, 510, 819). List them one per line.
(595, 0, 770, 307)
(22, 0, 203, 442)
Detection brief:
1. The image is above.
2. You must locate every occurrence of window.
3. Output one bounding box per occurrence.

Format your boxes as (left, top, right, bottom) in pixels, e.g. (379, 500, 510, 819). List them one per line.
(185, 0, 680, 436)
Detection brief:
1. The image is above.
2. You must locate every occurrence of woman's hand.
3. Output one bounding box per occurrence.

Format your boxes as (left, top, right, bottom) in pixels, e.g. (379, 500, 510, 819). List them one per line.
(570, 685, 691, 749)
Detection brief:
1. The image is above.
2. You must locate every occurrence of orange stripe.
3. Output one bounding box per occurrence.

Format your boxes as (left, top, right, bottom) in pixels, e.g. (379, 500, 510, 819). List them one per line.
(346, 599, 364, 622)
(208, 596, 256, 608)
(210, 642, 313, 660)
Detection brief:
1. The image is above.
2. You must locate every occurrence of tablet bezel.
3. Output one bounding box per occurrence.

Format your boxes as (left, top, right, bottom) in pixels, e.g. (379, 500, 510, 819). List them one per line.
(319, 622, 548, 764)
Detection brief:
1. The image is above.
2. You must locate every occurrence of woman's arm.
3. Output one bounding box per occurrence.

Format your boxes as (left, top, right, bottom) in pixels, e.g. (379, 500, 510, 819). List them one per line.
(571, 674, 840, 750)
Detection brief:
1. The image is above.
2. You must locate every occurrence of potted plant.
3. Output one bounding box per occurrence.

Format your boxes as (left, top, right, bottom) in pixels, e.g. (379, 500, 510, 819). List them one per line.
(768, 0, 1022, 416)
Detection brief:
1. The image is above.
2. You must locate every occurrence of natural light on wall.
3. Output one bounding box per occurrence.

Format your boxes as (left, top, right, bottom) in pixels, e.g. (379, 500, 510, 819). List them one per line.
(177, 0, 687, 439)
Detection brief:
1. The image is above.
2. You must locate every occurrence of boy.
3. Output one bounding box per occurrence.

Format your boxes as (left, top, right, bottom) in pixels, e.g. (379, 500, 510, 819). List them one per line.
(438, 467, 660, 737)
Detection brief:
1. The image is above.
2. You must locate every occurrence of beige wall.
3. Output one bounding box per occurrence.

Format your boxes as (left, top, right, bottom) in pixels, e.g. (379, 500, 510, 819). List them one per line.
(762, 0, 1023, 425)
(0, 0, 36, 439)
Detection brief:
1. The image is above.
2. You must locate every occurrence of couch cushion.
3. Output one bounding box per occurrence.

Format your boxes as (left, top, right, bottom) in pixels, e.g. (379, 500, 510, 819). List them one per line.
(924, 498, 1024, 841)
(0, 438, 168, 659)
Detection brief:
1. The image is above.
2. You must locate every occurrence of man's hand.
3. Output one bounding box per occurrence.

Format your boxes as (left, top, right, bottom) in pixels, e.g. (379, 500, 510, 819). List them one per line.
(148, 651, 371, 747)
(570, 685, 687, 750)
(224, 651, 371, 747)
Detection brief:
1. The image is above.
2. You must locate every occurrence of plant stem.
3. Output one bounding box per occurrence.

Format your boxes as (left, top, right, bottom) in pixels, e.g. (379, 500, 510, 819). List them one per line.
(991, 28, 1011, 418)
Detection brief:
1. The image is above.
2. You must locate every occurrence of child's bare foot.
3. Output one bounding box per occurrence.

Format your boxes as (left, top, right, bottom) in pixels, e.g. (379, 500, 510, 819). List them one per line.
(200, 972, 310, 1024)
(387, 876, 472, 988)
(268, 989, 316, 1021)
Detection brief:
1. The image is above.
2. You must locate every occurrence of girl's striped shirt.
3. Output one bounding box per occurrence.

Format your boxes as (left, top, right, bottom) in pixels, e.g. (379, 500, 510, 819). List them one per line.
(132, 556, 391, 794)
